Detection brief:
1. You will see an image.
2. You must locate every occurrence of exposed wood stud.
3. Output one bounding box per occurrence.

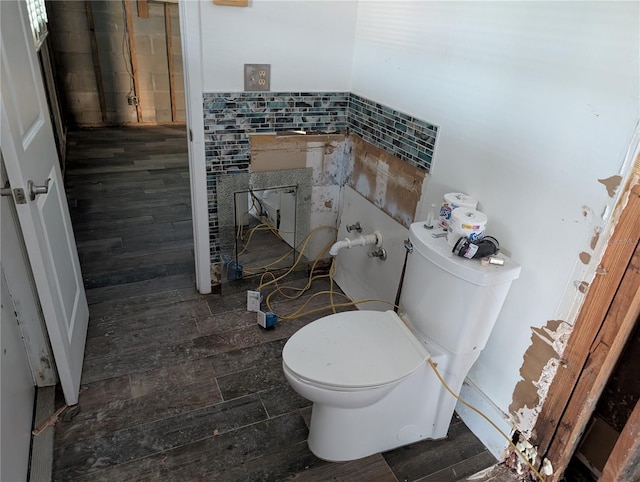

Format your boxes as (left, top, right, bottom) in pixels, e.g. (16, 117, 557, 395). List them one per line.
(123, 0, 143, 122)
(137, 0, 149, 18)
(601, 395, 640, 482)
(546, 245, 640, 479)
(85, 1, 108, 123)
(534, 184, 640, 480)
(164, 3, 177, 122)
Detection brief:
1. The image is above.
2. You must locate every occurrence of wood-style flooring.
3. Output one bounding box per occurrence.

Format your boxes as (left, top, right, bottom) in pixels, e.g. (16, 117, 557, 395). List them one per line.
(53, 125, 503, 481)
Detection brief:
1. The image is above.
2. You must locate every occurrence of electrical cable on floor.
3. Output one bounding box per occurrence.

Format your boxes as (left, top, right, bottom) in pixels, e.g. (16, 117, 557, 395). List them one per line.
(243, 247, 295, 275)
(427, 359, 546, 482)
(268, 291, 399, 321)
(256, 225, 338, 292)
(259, 259, 334, 309)
(256, 225, 405, 321)
(266, 231, 337, 296)
(237, 223, 284, 257)
(263, 255, 400, 321)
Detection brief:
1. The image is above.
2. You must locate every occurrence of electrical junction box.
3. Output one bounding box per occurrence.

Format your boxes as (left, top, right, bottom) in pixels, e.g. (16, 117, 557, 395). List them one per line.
(247, 290, 262, 312)
(226, 261, 243, 281)
(257, 311, 277, 329)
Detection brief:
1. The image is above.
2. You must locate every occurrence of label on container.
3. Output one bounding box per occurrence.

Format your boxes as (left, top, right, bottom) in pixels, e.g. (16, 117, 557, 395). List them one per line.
(469, 230, 485, 242)
(463, 243, 479, 259)
(439, 204, 452, 227)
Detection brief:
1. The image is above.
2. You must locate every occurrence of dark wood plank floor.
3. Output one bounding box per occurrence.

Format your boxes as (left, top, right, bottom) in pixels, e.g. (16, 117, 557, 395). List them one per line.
(53, 125, 499, 481)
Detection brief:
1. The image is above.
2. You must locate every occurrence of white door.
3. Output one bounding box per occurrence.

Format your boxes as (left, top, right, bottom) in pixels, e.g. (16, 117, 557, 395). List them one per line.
(1, 268, 36, 482)
(1, 0, 88, 405)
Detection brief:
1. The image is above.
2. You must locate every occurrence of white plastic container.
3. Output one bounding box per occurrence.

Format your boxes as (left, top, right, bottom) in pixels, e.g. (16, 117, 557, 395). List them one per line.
(446, 208, 487, 247)
(438, 193, 478, 228)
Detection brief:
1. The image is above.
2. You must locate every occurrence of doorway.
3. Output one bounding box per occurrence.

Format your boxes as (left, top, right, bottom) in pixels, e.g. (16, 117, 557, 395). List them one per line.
(42, 0, 209, 291)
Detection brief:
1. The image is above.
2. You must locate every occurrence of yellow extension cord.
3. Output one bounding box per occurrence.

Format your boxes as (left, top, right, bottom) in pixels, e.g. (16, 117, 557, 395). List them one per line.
(427, 359, 546, 482)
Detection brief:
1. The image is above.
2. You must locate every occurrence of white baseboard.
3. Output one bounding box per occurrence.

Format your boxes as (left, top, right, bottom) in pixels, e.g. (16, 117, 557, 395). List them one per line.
(455, 378, 514, 460)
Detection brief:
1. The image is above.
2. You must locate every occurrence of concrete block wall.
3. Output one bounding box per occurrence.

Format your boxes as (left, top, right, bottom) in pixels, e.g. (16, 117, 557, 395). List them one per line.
(46, 0, 101, 125)
(47, 0, 185, 126)
(169, 6, 185, 122)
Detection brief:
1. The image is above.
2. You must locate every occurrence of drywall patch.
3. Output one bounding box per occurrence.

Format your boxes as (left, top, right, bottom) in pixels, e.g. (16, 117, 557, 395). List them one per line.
(598, 175, 622, 198)
(510, 320, 572, 435)
(249, 133, 346, 176)
(579, 251, 592, 264)
(350, 135, 425, 228)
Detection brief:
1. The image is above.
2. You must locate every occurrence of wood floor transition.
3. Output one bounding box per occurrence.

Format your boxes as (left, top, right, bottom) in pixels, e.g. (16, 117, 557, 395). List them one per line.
(52, 125, 503, 481)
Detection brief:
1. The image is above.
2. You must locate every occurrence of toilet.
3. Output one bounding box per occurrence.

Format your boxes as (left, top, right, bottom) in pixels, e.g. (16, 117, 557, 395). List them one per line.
(282, 221, 521, 462)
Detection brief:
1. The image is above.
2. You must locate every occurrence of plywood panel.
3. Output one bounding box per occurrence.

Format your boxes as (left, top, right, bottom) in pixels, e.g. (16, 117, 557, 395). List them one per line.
(249, 133, 345, 173)
(350, 135, 425, 228)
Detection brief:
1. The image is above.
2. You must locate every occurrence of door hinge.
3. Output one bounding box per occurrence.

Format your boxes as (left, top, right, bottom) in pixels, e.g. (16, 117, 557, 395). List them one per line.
(189, 129, 193, 142)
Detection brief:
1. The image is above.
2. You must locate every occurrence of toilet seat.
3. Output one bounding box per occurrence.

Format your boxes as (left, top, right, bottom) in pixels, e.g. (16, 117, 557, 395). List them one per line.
(282, 310, 429, 390)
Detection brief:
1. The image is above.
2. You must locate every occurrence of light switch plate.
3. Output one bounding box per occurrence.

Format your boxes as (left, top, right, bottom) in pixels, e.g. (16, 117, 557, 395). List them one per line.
(244, 64, 270, 91)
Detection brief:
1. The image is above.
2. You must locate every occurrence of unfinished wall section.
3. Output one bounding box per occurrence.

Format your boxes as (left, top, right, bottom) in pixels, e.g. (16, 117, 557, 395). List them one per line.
(250, 133, 352, 260)
(133, 1, 184, 122)
(202, 92, 350, 264)
(349, 135, 426, 228)
(46, 0, 101, 125)
(47, 0, 184, 125)
(348, 93, 437, 174)
(202, 92, 439, 279)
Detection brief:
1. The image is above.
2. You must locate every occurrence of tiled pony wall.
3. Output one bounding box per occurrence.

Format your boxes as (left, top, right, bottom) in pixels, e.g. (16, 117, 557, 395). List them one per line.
(203, 92, 439, 282)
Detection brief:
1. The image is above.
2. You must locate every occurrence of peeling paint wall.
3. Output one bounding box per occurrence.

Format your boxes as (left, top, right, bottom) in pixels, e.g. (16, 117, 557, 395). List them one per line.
(510, 148, 640, 439)
(509, 320, 572, 437)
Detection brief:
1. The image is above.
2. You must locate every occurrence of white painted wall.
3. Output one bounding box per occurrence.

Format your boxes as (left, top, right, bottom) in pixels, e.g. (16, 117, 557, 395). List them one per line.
(334, 186, 409, 312)
(198, 0, 358, 92)
(351, 0, 639, 454)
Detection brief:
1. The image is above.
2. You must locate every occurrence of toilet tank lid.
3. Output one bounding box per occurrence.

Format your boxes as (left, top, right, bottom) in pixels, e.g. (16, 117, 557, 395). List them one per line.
(282, 310, 429, 389)
(409, 223, 521, 286)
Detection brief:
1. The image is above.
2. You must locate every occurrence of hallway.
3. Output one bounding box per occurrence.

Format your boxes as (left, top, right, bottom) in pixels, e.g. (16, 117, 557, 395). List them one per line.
(52, 126, 498, 481)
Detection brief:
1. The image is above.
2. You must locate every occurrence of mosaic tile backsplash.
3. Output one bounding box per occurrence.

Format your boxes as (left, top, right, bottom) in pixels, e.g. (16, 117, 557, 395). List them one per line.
(202, 91, 439, 263)
(348, 93, 437, 172)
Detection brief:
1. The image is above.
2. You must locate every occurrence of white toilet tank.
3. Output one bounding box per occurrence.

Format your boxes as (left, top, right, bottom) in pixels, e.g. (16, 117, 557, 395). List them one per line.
(400, 222, 521, 355)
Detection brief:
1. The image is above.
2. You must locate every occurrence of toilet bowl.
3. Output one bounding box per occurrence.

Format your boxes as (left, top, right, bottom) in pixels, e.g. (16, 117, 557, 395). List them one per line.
(282, 309, 478, 461)
(283, 310, 428, 409)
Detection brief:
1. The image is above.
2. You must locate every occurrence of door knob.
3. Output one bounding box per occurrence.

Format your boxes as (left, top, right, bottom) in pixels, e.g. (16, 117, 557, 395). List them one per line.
(1, 181, 27, 204)
(28, 179, 51, 201)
